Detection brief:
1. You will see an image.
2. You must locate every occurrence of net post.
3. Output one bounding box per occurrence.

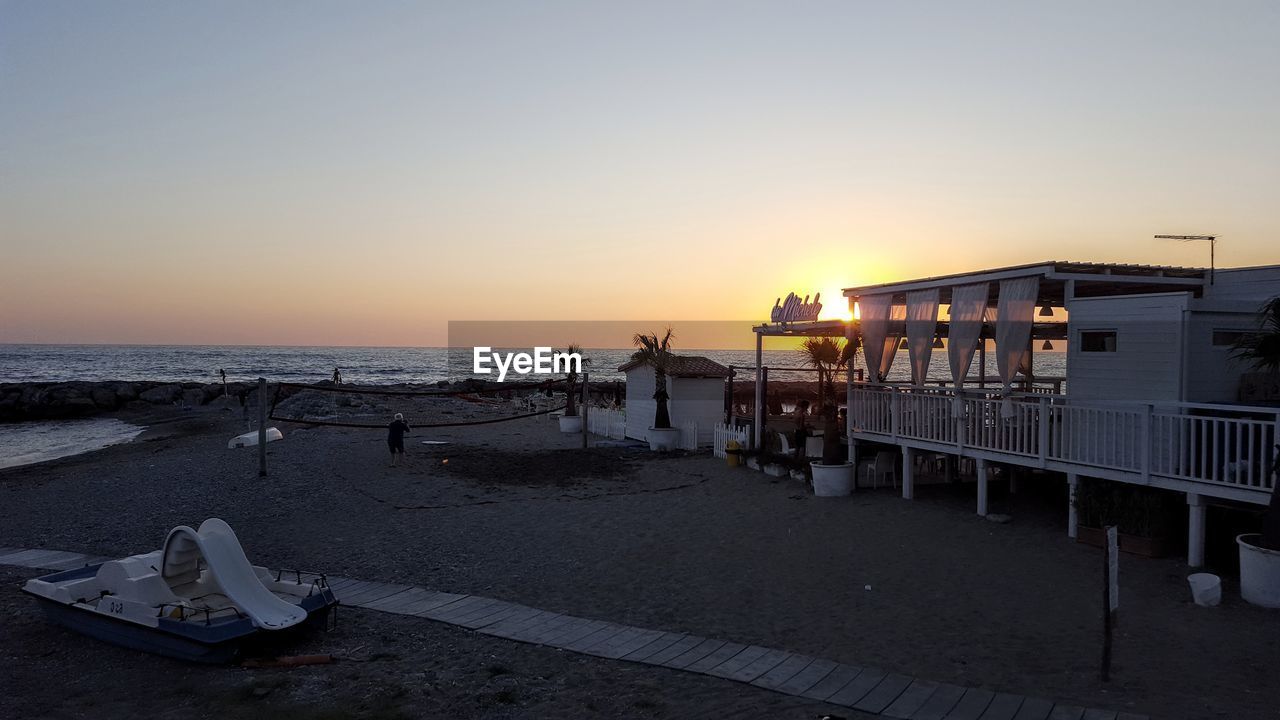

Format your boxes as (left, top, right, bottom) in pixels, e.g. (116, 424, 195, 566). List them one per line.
(258, 377, 268, 477)
(581, 372, 589, 449)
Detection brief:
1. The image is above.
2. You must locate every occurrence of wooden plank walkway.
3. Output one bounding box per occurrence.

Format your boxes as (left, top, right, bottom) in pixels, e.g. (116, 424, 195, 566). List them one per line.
(1, 548, 1148, 720)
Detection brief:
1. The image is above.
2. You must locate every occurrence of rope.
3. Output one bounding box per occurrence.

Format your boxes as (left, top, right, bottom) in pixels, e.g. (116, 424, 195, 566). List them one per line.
(350, 474, 710, 511)
(269, 404, 567, 429)
(276, 380, 559, 398)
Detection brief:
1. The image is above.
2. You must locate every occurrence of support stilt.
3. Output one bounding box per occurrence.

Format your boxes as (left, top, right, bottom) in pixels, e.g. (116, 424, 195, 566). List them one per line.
(1188, 492, 1206, 568)
(1067, 473, 1079, 539)
(976, 458, 988, 516)
(902, 446, 914, 500)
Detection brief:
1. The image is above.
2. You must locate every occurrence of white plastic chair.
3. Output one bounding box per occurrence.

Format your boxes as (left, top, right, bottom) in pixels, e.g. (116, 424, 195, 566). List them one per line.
(864, 451, 897, 489)
(777, 432, 794, 456)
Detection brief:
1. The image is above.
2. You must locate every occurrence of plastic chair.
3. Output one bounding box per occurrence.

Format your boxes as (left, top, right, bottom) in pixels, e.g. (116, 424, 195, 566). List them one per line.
(864, 451, 897, 489)
(777, 432, 794, 455)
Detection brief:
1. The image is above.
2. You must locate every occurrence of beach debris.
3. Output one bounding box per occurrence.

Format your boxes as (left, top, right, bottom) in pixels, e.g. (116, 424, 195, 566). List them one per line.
(863, 584, 872, 591)
(242, 654, 334, 668)
(986, 513, 1012, 524)
(442, 458, 449, 464)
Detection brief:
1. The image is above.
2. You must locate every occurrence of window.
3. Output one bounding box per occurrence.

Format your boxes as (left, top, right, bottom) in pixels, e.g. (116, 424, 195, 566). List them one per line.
(1212, 330, 1250, 347)
(1080, 330, 1116, 353)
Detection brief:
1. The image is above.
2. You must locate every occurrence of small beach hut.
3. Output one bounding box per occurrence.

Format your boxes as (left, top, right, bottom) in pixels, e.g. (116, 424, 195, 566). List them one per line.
(618, 355, 730, 447)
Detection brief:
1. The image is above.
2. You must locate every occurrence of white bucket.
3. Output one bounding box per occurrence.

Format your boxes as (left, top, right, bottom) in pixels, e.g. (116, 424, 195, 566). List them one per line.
(1187, 573, 1221, 607)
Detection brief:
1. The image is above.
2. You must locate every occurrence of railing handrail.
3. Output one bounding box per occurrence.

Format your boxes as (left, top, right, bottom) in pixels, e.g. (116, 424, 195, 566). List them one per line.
(850, 382, 1280, 416)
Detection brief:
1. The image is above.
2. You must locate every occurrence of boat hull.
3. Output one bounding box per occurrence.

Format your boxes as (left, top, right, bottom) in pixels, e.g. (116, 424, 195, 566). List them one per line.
(24, 564, 336, 664)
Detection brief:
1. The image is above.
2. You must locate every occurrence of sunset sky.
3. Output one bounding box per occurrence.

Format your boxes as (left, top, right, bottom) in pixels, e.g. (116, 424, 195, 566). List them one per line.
(2, 1, 1277, 347)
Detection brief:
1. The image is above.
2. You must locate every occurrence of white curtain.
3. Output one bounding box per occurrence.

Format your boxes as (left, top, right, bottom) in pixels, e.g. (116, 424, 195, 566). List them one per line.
(995, 275, 1040, 416)
(859, 294, 904, 382)
(905, 288, 940, 385)
(947, 282, 989, 415)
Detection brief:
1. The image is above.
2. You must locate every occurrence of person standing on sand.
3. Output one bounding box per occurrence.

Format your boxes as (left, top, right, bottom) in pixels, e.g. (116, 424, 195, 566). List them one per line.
(387, 412, 410, 466)
(792, 399, 810, 460)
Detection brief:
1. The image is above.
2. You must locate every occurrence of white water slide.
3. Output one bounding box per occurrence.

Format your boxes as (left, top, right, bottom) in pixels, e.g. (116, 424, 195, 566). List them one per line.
(160, 518, 307, 630)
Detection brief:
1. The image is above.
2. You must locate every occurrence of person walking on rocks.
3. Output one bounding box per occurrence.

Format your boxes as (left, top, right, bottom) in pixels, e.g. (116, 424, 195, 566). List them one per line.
(387, 412, 410, 466)
(332, 367, 342, 384)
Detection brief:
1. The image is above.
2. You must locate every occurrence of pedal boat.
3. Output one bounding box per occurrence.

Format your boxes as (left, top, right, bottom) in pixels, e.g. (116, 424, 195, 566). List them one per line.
(21, 518, 337, 663)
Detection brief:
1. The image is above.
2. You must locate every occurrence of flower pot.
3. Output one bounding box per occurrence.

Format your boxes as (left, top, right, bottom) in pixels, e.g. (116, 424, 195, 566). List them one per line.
(558, 415, 582, 434)
(647, 427, 681, 451)
(1238, 534, 1280, 608)
(810, 461, 853, 496)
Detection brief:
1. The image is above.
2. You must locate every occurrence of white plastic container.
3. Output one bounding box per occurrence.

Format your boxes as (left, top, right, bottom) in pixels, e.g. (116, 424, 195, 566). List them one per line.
(1186, 573, 1221, 607)
(1238, 534, 1280, 608)
(811, 461, 854, 497)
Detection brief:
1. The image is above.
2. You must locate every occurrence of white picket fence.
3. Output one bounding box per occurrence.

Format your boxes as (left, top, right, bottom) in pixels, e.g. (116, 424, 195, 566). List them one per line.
(713, 423, 750, 458)
(586, 407, 627, 440)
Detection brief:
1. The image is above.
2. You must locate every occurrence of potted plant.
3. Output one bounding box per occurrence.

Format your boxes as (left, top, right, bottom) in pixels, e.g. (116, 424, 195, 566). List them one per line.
(1230, 297, 1280, 607)
(799, 337, 855, 496)
(1073, 480, 1178, 557)
(558, 343, 586, 434)
(632, 329, 681, 451)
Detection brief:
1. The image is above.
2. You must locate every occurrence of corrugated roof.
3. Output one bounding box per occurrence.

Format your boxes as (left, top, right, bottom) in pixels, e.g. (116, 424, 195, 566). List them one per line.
(618, 354, 731, 378)
(843, 260, 1210, 298)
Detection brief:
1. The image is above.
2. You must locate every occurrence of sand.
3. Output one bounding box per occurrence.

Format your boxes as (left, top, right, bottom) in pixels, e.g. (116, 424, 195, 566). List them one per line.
(2, 395, 1278, 719)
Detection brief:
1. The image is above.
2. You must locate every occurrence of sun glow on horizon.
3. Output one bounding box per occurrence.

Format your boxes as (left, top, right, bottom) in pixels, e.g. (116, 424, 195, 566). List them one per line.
(817, 287, 854, 322)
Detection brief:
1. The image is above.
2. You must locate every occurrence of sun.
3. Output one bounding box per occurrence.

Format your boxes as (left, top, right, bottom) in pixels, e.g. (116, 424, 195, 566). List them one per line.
(817, 287, 854, 321)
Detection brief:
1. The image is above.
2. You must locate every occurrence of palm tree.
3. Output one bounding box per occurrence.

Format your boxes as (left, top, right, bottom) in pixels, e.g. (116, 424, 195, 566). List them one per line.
(631, 328, 675, 429)
(798, 336, 858, 467)
(561, 344, 587, 417)
(797, 337, 853, 411)
(1232, 297, 1280, 373)
(1232, 297, 1280, 549)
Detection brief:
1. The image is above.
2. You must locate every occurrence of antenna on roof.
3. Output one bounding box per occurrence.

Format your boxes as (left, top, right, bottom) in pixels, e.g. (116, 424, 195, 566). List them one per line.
(1154, 234, 1217, 285)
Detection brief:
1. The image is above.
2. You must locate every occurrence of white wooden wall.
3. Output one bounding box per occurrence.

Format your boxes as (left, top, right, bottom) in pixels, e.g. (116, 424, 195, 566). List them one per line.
(624, 368, 657, 442)
(1184, 267, 1280, 402)
(668, 377, 725, 447)
(623, 368, 725, 447)
(1066, 292, 1187, 402)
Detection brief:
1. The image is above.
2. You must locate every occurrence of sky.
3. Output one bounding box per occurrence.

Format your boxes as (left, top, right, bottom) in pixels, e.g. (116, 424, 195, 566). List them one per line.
(2, 1, 1277, 347)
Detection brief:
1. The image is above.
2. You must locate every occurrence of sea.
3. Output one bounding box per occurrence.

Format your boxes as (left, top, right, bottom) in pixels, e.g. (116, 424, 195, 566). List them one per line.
(0, 344, 1066, 469)
(0, 344, 1066, 386)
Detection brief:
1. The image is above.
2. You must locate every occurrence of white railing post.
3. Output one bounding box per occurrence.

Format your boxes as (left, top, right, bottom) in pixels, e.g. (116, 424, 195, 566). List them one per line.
(1038, 396, 1049, 466)
(1142, 403, 1152, 483)
(891, 390, 900, 441)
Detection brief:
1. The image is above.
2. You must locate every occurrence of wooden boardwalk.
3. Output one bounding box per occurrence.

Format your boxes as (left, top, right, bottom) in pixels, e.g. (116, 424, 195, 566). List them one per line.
(0, 547, 1148, 720)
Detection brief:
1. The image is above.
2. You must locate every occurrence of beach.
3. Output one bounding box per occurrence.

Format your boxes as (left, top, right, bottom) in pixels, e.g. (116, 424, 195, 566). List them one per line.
(2, 394, 1276, 719)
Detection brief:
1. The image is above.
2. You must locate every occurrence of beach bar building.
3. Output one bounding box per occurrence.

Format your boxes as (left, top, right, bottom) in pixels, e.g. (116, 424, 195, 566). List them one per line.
(840, 261, 1280, 566)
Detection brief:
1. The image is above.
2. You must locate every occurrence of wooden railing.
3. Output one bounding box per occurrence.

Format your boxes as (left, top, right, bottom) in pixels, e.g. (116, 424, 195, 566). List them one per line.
(848, 383, 1278, 495)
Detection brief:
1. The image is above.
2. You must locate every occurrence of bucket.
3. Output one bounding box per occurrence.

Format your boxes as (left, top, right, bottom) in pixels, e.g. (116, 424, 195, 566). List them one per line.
(1187, 573, 1221, 607)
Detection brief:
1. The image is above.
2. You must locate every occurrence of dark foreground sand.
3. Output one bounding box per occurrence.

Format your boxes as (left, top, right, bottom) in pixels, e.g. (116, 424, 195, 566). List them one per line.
(2, 395, 1278, 719)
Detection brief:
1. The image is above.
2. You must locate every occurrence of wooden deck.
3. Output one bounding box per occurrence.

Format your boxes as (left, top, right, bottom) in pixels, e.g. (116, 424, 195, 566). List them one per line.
(847, 383, 1278, 506)
(2, 547, 1149, 720)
